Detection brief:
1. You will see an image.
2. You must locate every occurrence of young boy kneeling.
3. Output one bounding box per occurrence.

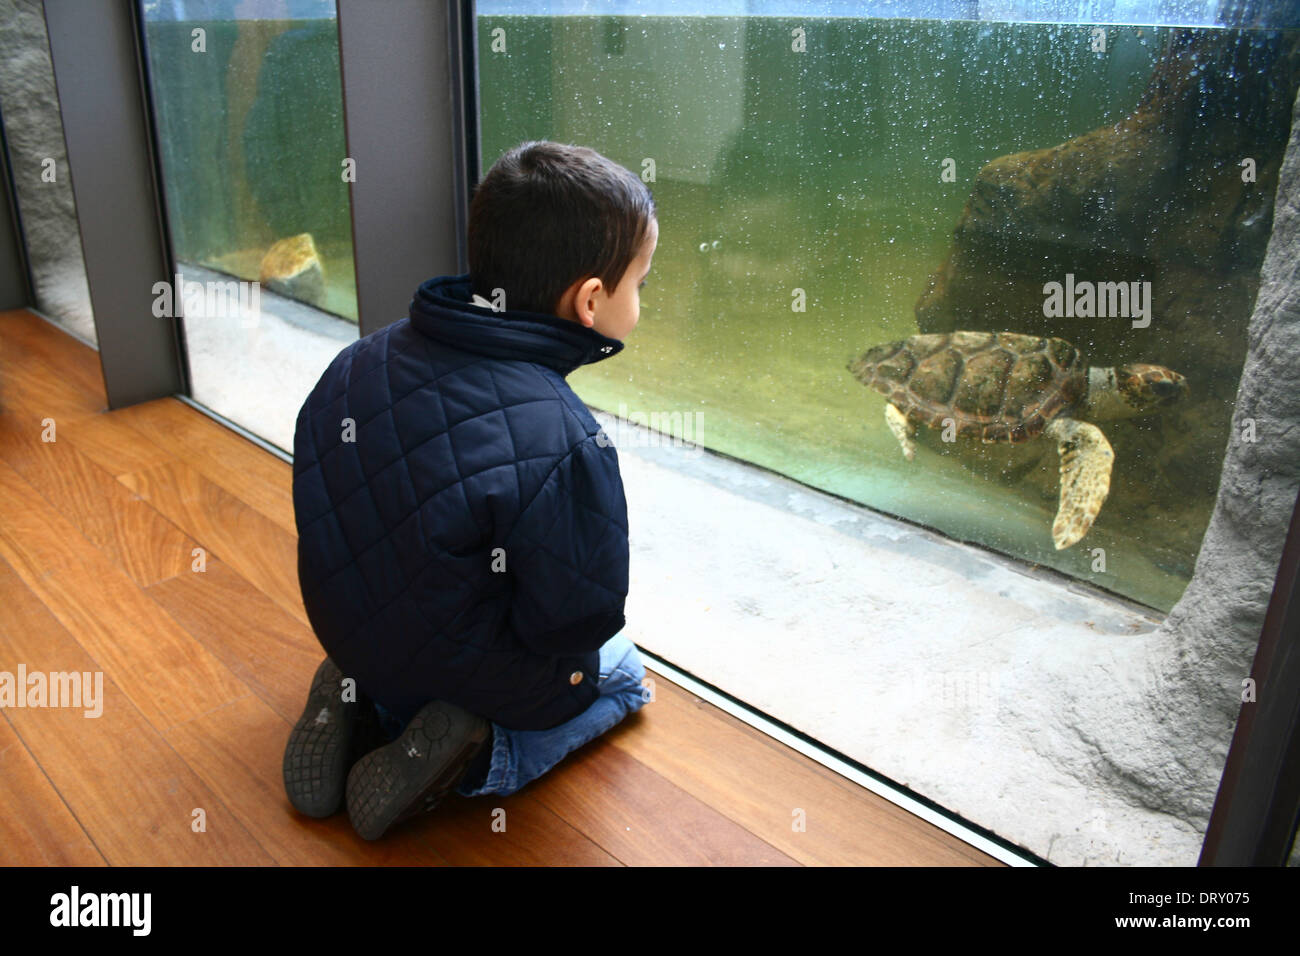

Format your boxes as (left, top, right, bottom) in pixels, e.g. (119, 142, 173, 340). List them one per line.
(284, 141, 658, 840)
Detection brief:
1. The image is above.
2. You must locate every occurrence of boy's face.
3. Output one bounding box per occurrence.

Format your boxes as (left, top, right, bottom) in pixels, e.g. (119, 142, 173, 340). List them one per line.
(560, 217, 658, 341)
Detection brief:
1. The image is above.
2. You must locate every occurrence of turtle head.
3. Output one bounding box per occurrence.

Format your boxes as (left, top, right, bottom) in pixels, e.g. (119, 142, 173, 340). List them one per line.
(1115, 363, 1189, 415)
(1086, 364, 1188, 420)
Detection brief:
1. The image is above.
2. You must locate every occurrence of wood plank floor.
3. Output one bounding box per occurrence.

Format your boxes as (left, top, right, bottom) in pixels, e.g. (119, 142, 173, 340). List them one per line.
(0, 308, 1003, 866)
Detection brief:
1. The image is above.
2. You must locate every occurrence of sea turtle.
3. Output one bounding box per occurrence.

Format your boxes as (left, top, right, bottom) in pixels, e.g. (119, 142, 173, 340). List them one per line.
(847, 331, 1188, 550)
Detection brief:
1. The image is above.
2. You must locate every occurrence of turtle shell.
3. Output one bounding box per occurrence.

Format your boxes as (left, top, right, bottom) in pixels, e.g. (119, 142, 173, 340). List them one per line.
(847, 331, 1087, 443)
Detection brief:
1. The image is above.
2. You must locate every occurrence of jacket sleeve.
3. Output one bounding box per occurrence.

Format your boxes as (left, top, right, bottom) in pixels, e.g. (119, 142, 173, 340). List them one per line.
(503, 435, 629, 657)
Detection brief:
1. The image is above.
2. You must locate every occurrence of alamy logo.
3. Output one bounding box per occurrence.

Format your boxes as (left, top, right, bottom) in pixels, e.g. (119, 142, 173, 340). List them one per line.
(1042, 273, 1152, 328)
(596, 403, 704, 457)
(152, 270, 261, 325)
(0, 665, 103, 717)
(50, 886, 151, 936)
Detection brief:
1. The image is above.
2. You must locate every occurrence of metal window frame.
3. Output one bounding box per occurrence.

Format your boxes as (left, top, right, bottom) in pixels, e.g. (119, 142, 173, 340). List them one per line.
(43, 0, 183, 408)
(448, 0, 481, 270)
(336, 0, 466, 338)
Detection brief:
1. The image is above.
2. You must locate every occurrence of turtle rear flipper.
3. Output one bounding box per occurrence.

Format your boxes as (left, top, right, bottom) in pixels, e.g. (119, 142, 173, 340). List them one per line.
(1045, 417, 1115, 550)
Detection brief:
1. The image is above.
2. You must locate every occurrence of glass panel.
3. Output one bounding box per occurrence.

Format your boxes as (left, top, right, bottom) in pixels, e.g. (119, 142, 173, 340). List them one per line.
(0, 0, 95, 344)
(476, 0, 1300, 864)
(139, 0, 357, 451)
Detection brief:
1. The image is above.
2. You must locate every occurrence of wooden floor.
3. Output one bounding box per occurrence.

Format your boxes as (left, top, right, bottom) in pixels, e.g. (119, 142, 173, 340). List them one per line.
(0, 308, 1001, 866)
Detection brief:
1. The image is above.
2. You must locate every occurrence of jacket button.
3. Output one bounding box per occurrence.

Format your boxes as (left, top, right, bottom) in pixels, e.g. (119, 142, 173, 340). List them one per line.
(569, 671, 584, 685)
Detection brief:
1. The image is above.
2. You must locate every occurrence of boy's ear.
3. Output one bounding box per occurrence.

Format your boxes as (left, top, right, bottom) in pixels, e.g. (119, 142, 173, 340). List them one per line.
(557, 276, 602, 327)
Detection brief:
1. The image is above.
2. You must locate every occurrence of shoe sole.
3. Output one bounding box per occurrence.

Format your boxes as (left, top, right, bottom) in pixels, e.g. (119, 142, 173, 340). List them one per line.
(346, 700, 490, 841)
(283, 658, 375, 818)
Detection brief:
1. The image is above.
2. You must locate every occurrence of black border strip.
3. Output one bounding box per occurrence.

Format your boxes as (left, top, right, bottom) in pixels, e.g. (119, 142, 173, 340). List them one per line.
(0, 103, 36, 309)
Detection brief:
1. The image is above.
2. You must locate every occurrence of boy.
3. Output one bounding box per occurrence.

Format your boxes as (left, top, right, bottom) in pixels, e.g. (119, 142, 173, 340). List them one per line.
(283, 141, 658, 841)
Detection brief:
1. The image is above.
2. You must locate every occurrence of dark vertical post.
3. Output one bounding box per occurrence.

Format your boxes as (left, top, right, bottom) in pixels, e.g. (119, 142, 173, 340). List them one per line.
(448, 0, 480, 272)
(337, 0, 465, 338)
(43, 0, 182, 407)
(0, 109, 33, 310)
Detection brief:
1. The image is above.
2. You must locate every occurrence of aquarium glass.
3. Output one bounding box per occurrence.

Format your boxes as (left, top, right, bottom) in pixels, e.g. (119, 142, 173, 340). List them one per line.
(477, 0, 1300, 613)
(139, 0, 359, 451)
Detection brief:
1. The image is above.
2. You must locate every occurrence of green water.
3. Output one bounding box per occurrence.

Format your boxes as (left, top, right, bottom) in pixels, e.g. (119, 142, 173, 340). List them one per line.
(478, 17, 1239, 612)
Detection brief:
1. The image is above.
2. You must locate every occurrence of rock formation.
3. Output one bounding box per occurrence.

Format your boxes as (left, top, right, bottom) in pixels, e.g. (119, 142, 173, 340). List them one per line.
(259, 233, 325, 306)
(913, 26, 1300, 565)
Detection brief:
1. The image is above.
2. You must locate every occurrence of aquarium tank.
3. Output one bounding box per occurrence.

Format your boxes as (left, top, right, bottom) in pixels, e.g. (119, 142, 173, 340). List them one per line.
(477, 0, 1300, 614)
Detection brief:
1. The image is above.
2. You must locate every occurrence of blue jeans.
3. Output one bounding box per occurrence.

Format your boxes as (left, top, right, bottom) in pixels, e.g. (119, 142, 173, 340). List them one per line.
(372, 631, 647, 797)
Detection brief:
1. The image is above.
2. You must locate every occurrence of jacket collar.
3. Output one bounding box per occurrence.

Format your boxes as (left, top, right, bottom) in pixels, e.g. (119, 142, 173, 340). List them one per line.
(408, 274, 625, 376)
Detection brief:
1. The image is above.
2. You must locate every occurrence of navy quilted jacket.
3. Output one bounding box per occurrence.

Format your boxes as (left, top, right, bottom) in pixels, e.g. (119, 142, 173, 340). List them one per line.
(292, 274, 630, 731)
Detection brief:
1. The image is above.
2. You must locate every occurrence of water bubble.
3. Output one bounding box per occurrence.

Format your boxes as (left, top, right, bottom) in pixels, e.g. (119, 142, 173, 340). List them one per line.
(699, 242, 708, 253)
(711, 240, 720, 250)
(719, 42, 726, 50)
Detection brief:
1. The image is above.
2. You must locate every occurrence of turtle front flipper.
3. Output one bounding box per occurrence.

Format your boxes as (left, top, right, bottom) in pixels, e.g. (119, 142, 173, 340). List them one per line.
(1043, 417, 1114, 550)
(885, 403, 917, 461)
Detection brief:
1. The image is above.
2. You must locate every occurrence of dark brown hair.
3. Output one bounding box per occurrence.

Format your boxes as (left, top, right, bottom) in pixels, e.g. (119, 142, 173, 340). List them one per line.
(468, 141, 657, 316)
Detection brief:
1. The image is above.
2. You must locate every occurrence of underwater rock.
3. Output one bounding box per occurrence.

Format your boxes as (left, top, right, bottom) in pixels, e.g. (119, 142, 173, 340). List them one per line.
(259, 233, 324, 305)
(913, 28, 1300, 550)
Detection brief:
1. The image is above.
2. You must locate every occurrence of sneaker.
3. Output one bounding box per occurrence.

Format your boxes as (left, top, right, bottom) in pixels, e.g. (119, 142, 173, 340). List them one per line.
(283, 657, 384, 818)
(345, 699, 491, 841)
